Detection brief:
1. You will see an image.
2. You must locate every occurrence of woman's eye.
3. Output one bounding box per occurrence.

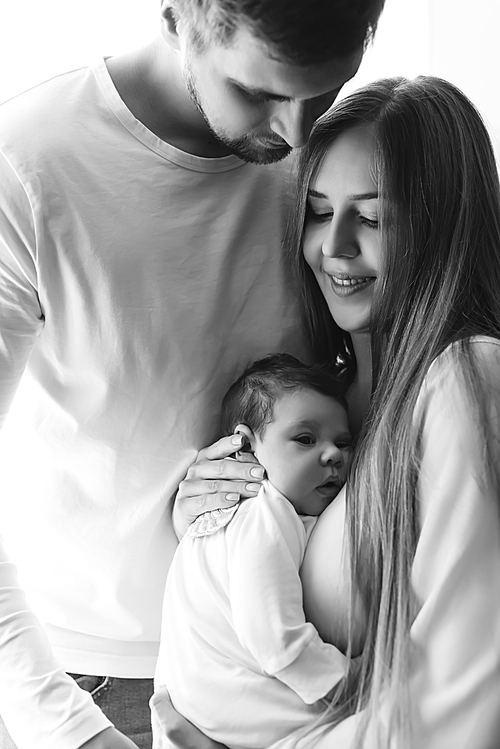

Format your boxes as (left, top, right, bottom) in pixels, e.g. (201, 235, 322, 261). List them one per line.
(306, 204, 333, 224)
(295, 435, 315, 445)
(360, 216, 379, 229)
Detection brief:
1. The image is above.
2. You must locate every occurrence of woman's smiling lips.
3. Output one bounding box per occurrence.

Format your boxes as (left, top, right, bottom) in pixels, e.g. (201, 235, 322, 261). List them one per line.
(324, 271, 376, 297)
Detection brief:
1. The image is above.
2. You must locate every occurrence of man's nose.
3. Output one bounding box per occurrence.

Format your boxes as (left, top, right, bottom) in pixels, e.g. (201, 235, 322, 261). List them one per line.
(269, 100, 317, 149)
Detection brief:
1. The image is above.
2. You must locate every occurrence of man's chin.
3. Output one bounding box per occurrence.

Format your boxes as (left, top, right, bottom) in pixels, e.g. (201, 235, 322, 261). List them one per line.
(225, 137, 292, 165)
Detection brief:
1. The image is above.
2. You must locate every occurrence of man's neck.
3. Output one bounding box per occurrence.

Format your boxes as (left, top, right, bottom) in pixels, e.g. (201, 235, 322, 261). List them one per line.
(105, 38, 233, 158)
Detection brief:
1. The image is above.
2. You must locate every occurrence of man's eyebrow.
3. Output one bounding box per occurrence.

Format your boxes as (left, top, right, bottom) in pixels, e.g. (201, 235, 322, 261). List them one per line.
(228, 79, 291, 101)
(307, 189, 379, 201)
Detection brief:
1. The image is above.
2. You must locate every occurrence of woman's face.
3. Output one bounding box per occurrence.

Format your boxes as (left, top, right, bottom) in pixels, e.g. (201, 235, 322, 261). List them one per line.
(303, 124, 381, 335)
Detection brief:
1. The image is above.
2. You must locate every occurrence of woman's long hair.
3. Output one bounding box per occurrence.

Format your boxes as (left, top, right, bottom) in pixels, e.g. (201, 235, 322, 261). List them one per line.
(287, 77, 500, 744)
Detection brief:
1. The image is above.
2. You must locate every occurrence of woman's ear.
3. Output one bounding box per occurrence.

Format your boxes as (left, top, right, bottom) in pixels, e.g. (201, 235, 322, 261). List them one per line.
(234, 424, 256, 454)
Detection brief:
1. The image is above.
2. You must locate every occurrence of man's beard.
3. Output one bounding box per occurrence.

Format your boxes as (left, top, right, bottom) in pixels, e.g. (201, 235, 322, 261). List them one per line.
(184, 67, 291, 165)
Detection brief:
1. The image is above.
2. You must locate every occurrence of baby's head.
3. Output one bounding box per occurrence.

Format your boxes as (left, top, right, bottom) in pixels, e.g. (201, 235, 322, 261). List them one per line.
(221, 354, 352, 516)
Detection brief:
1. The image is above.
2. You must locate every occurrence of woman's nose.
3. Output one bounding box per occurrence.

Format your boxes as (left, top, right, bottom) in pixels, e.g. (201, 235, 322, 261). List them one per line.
(322, 218, 358, 259)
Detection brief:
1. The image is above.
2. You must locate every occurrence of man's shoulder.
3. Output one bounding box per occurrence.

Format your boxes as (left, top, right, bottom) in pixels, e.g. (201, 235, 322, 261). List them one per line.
(0, 65, 97, 158)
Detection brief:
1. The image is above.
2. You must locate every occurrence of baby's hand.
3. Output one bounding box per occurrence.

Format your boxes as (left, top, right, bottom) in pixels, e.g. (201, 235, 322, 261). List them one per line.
(172, 434, 265, 540)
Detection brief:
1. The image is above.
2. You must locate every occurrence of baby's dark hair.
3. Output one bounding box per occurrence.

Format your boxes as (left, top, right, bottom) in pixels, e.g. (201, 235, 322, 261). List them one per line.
(221, 353, 348, 437)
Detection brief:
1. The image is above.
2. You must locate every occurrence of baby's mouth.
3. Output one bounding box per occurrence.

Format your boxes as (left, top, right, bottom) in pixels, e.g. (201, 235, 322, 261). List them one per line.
(316, 477, 341, 495)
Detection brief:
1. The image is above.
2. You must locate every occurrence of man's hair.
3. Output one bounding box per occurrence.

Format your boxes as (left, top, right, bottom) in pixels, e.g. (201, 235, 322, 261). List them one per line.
(172, 0, 385, 65)
(221, 353, 347, 437)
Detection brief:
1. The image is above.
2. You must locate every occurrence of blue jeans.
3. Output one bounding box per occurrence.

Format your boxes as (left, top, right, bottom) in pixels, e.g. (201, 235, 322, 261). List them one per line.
(0, 674, 154, 749)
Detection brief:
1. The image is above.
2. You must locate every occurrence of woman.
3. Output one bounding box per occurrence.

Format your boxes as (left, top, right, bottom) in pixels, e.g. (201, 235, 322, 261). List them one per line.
(154, 77, 500, 747)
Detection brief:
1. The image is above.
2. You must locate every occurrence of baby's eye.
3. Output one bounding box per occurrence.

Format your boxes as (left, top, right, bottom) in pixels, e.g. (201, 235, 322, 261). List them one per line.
(294, 434, 316, 446)
(336, 440, 353, 450)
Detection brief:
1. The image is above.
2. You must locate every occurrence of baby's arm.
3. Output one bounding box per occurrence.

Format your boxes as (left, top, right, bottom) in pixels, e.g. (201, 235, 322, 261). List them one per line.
(226, 491, 347, 705)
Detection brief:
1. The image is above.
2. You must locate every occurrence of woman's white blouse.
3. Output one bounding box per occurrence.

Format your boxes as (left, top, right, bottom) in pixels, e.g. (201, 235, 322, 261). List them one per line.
(297, 337, 500, 748)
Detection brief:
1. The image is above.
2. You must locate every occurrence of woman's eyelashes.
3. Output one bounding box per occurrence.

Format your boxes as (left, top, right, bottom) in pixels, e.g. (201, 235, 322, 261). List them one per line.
(306, 201, 332, 223)
(360, 216, 379, 229)
(306, 202, 379, 229)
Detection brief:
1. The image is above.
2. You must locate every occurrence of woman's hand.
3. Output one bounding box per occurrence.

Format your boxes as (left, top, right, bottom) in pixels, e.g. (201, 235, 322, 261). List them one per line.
(151, 687, 227, 749)
(172, 434, 265, 540)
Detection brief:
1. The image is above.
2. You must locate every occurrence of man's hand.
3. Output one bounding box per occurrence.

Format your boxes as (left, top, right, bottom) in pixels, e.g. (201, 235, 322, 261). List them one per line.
(151, 687, 227, 749)
(79, 727, 139, 748)
(172, 434, 265, 540)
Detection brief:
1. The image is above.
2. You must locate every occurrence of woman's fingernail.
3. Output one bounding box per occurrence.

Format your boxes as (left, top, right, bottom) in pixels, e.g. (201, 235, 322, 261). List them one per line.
(246, 483, 261, 493)
(231, 435, 243, 446)
(226, 493, 239, 502)
(250, 467, 265, 479)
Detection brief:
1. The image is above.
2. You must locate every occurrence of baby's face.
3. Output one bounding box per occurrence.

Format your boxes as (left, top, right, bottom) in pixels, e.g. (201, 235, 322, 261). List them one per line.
(253, 389, 352, 516)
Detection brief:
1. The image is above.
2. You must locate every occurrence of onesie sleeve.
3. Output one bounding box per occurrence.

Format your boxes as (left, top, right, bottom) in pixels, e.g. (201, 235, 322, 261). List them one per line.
(407, 339, 500, 747)
(0, 151, 112, 748)
(225, 489, 347, 705)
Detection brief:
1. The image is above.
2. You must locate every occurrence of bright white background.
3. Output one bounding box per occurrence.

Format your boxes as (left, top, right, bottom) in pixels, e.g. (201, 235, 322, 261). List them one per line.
(1, 0, 499, 159)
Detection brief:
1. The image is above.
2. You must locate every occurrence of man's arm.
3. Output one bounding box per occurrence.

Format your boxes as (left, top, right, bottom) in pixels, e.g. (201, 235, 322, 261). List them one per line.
(0, 151, 133, 749)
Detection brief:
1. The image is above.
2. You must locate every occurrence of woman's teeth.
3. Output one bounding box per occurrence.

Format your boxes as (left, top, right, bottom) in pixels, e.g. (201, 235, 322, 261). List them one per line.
(331, 275, 373, 286)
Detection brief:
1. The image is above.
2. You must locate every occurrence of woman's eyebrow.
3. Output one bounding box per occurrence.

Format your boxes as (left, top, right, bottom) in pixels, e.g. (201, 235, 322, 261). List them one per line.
(348, 191, 379, 200)
(307, 190, 379, 200)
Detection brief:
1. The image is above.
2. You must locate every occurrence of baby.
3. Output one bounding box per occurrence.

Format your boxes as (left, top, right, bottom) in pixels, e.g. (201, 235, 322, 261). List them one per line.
(154, 354, 352, 749)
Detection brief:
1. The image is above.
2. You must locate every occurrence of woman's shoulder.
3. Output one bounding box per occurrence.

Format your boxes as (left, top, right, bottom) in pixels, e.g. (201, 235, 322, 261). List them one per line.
(413, 335, 500, 433)
(424, 335, 500, 389)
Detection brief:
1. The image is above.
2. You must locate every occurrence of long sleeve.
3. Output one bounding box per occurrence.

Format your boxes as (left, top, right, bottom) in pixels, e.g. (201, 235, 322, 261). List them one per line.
(0, 150, 43, 425)
(0, 151, 112, 748)
(225, 487, 346, 705)
(407, 338, 500, 748)
(0, 541, 113, 748)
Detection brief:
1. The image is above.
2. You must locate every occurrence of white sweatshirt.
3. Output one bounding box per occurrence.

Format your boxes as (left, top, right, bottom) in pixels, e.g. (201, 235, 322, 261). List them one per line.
(0, 60, 303, 748)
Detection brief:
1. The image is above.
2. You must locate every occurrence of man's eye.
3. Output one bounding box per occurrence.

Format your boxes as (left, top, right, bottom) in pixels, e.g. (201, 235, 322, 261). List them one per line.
(239, 88, 287, 105)
(295, 435, 315, 445)
(247, 93, 271, 104)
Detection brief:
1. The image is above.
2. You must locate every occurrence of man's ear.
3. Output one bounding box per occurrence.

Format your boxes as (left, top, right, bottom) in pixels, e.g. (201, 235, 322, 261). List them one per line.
(234, 424, 256, 454)
(160, 1, 182, 51)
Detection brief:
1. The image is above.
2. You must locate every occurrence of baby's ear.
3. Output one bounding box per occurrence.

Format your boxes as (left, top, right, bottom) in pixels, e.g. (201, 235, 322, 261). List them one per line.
(234, 424, 256, 454)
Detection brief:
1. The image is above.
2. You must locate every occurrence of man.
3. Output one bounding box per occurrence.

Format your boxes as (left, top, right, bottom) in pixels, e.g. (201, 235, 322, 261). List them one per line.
(0, 1, 383, 747)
